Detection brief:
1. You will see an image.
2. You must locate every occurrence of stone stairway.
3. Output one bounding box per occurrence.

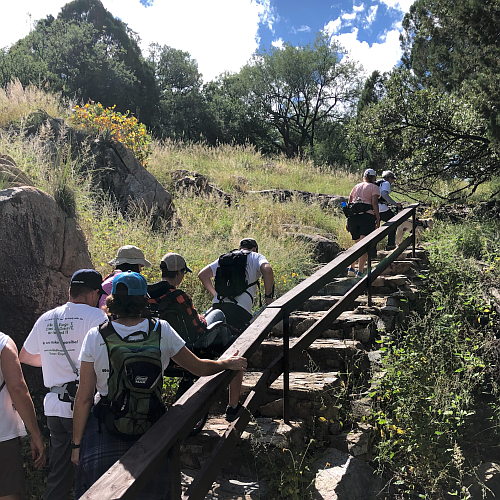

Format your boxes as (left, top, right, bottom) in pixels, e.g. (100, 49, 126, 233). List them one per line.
(179, 248, 428, 499)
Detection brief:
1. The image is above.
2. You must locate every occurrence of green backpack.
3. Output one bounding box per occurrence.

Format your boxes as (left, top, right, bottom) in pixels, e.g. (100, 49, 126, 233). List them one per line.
(98, 319, 165, 437)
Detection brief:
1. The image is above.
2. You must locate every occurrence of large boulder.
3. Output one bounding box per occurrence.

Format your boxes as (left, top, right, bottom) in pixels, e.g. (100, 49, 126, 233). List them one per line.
(94, 141, 175, 221)
(0, 186, 93, 392)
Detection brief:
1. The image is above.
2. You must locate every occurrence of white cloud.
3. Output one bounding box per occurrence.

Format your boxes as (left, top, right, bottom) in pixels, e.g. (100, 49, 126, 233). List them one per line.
(379, 0, 415, 13)
(342, 11, 357, 21)
(365, 5, 378, 27)
(324, 17, 343, 35)
(1, 0, 267, 82)
(297, 25, 311, 32)
(332, 27, 402, 75)
(353, 4, 365, 12)
(272, 38, 284, 49)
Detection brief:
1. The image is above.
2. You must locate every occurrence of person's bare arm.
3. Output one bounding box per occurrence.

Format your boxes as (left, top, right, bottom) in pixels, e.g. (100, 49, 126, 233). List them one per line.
(2, 339, 46, 469)
(371, 192, 380, 228)
(171, 346, 247, 377)
(198, 265, 216, 297)
(19, 346, 42, 367)
(71, 361, 96, 465)
(260, 263, 275, 305)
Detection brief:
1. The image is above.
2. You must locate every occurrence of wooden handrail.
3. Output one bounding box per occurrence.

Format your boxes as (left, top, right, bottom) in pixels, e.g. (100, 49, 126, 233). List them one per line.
(80, 204, 419, 500)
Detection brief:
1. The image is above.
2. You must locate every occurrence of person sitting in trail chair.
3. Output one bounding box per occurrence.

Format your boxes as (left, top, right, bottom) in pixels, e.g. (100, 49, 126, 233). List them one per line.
(148, 253, 237, 429)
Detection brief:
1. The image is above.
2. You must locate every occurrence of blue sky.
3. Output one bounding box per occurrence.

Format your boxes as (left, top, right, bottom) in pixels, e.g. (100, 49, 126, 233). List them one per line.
(1, 0, 414, 83)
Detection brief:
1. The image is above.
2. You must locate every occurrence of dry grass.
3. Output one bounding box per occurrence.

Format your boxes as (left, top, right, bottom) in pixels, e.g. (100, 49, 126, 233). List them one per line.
(0, 79, 67, 129)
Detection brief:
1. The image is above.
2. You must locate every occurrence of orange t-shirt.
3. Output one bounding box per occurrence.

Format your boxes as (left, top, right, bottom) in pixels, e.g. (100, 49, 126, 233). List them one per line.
(349, 182, 380, 215)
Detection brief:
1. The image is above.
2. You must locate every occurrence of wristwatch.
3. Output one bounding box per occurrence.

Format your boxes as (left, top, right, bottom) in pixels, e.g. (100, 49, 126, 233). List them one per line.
(71, 441, 81, 449)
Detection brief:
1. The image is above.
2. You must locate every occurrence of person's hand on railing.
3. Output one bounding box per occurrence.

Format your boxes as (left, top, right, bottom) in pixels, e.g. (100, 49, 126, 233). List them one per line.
(220, 349, 247, 372)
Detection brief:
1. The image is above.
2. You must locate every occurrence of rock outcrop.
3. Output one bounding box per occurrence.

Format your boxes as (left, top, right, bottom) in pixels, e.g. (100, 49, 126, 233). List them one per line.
(0, 186, 93, 391)
(92, 141, 175, 221)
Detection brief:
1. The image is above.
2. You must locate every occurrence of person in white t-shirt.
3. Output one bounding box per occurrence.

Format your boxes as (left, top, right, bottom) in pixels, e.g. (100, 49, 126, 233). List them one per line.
(377, 170, 402, 251)
(0, 332, 46, 499)
(20, 269, 106, 500)
(198, 238, 275, 421)
(70, 272, 247, 500)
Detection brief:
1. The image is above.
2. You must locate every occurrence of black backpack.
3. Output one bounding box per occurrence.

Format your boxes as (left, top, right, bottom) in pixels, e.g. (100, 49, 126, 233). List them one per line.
(342, 198, 374, 218)
(214, 250, 259, 304)
(376, 179, 389, 205)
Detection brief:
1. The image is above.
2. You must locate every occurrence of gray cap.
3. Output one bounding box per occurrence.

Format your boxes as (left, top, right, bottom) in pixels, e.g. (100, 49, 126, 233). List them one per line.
(160, 253, 192, 273)
(108, 245, 151, 267)
(364, 168, 376, 177)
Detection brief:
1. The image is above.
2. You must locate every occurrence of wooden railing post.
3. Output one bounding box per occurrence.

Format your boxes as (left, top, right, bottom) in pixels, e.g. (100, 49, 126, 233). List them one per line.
(367, 245, 373, 307)
(169, 441, 181, 499)
(283, 311, 290, 424)
(412, 208, 416, 258)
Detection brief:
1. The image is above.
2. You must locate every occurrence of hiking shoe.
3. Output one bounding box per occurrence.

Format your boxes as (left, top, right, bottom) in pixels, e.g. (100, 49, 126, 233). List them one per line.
(356, 271, 365, 278)
(225, 403, 243, 422)
(347, 267, 356, 277)
(385, 245, 396, 251)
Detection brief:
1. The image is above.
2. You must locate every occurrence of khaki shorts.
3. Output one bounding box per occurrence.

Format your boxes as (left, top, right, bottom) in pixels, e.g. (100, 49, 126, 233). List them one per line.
(0, 437, 25, 496)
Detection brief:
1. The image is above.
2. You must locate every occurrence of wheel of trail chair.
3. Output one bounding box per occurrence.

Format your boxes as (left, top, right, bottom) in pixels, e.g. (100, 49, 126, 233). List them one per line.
(175, 376, 209, 437)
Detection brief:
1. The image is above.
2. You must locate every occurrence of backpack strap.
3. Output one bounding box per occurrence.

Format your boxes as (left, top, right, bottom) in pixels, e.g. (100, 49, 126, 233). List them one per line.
(53, 314, 79, 378)
(0, 381, 5, 393)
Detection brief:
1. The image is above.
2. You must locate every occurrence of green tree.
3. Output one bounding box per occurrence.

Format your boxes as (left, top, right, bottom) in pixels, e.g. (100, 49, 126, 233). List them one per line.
(357, 69, 498, 199)
(401, 0, 500, 150)
(1, 0, 157, 125)
(147, 44, 203, 140)
(240, 32, 361, 158)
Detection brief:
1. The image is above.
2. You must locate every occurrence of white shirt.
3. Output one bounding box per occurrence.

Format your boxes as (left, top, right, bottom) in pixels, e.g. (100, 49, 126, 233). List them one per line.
(378, 180, 392, 213)
(0, 333, 27, 442)
(79, 319, 185, 398)
(209, 251, 269, 314)
(23, 302, 106, 418)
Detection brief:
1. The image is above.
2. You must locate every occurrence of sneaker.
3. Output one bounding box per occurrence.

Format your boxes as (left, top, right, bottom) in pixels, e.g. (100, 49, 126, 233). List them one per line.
(385, 245, 396, 251)
(347, 267, 356, 277)
(356, 271, 365, 278)
(225, 403, 243, 422)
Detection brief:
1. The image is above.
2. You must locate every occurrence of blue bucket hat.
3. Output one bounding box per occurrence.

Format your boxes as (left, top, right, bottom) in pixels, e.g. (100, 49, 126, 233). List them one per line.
(111, 271, 148, 296)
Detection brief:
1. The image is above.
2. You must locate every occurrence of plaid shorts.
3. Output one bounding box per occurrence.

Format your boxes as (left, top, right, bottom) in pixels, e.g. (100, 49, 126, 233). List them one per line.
(75, 410, 169, 499)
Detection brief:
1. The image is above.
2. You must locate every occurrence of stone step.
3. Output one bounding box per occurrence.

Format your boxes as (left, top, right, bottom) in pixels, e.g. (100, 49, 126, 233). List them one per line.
(320, 274, 413, 296)
(248, 338, 369, 374)
(180, 416, 304, 473)
(239, 371, 344, 422)
(272, 310, 378, 343)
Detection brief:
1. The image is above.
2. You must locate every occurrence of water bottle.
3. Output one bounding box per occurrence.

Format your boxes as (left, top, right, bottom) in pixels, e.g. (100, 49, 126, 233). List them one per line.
(341, 202, 347, 208)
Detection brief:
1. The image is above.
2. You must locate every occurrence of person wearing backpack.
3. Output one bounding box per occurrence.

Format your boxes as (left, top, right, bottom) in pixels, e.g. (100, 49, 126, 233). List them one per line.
(147, 252, 232, 349)
(19, 270, 106, 500)
(99, 245, 151, 309)
(0, 332, 46, 499)
(377, 170, 402, 251)
(70, 272, 247, 499)
(346, 169, 381, 277)
(198, 238, 275, 421)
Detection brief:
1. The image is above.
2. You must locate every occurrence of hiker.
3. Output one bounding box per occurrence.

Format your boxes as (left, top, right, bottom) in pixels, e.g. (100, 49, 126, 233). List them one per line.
(0, 332, 46, 500)
(148, 252, 233, 349)
(71, 272, 247, 499)
(19, 269, 106, 500)
(378, 170, 402, 251)
(99, 245, 151, 309)
(198, 237, 275, 421)
(346, 169, 380, 277)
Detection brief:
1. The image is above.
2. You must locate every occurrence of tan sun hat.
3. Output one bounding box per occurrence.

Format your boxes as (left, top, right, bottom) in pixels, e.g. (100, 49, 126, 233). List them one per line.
(160, 253, 192, 273)
(108, 245, 151, 267)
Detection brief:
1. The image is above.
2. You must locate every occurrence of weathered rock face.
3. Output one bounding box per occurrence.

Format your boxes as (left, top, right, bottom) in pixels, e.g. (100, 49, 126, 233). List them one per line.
(171, 169, 232, 205)
(0, 187, 93, 391)
(0, 154, 34, 188)
(95, 141, 175, 221)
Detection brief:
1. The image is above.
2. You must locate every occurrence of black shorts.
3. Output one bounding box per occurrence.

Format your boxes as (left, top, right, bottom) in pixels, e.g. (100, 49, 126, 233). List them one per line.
(347, 213, 376, 240)
(0, 437, 25, 496)
(212, 303, 252, 333)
